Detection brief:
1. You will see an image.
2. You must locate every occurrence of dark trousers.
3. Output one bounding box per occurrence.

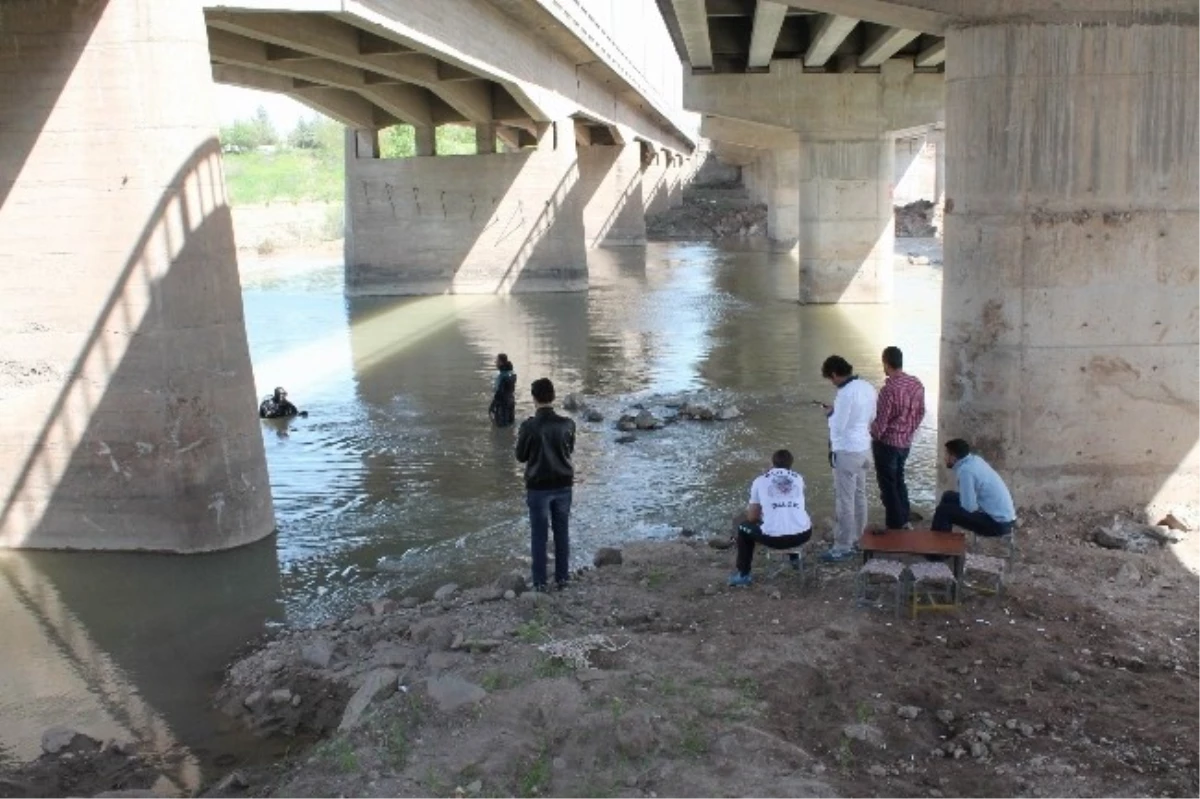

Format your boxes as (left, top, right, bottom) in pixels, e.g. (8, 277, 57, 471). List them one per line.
(872, 440, 911, 529)
(736, 522, 813, 574)
(527, 487, 572, 587)
(931, 491, 1012, 537)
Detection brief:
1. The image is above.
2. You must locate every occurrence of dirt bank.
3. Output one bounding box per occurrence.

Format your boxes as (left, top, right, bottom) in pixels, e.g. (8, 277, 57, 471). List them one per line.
(199, 510, 1197, 798)
(231, 202, 343, 255)
(646, 185, 766, 241)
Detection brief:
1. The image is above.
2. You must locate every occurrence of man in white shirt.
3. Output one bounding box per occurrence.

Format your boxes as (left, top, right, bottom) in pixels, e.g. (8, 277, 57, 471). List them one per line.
(818, 355, 877, 563)
(728, 449, 813, 587)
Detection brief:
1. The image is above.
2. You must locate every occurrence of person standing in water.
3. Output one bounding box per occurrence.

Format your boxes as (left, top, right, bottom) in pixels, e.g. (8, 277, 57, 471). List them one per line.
(489, 353, 517, 427)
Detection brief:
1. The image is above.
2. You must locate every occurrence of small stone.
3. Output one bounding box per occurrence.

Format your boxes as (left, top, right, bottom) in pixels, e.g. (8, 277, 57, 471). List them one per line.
(299, 639, 334, 670)
(503, 590, 516, 601)
(1064, 670, 1083, 685)
(466, 780, 482, 795)
(214, 770, 249, 793)
(703, 585, 717, 596)
(433, 583, 459, 601)
(339, 668, 400, 731)
(769, 589, 782, 600)
(634, 410, 663, 430)
(291, 694, 303, 707)
(707, 536, 734, 550)
(842, 724, 885, 748)
(715, 405, 742, 421)
(953, 747, 966, 760)
(936, 709, 955, 724)
(585, 410, 604, 423)
(1005, 719, 1018, 730)
(593, 547, 623, 567)
(269, 688, 293, 704)
(242, 691, 263, 709)
(867, 764, 887, 777)
(897, 705, 921, 720)
(971, 742, 988, 758)
(561, 394, 582, 411)
(1093, 525, 1128, 550)
(41, 726, 82, 755)
(400, 596, 421, 609)
(679, 528, 697, 538)
(930, 748, 945, 758)
(615, 434, 637, 444)
(552, 757, 566, 770)
(616, 416, 638, 432)
(625, 775, 639, 787)
(425, 675, 487, 713)
(1020, 724, 1035, 738)
(370, 598, 398, 616)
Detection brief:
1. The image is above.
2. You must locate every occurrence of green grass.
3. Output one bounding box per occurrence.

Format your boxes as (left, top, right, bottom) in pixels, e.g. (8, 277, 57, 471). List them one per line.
(221, 124, 484, 206)
(534, 656, 573, 679)
(314, 736, 359, 773)
(679, 720, 710, 758)
(517, 747, 552, 797)
(223, 149, 343, 205)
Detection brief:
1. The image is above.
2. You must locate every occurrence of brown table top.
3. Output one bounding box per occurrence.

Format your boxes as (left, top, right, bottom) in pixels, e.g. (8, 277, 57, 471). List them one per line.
(859, 529, 967, 557)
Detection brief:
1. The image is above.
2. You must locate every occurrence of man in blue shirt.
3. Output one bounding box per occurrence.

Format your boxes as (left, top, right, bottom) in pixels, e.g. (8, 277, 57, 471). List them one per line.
(931, 439, 1016, 537)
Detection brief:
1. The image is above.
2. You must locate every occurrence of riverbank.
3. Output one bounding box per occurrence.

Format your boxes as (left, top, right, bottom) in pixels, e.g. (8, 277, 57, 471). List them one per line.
(196, 508, 1199, 798)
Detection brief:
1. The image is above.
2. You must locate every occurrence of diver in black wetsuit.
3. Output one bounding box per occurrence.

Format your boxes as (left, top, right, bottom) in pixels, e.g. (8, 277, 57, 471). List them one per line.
(488, 354, 517, 428)
(258, 386, 306, 419)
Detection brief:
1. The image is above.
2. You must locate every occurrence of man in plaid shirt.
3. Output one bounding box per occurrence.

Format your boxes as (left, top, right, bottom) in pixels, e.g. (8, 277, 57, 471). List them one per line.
(869, 347, 925, 530)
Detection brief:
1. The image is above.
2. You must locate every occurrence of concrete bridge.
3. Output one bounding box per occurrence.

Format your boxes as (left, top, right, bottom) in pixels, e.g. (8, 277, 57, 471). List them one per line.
(0, 0, 698, 552)
(660, 0, 1199, 517)
(0, 0, 1196, 552)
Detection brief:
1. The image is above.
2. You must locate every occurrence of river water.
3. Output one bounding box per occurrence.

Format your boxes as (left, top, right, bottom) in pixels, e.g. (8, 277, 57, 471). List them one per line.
(0, 240, 942, 787)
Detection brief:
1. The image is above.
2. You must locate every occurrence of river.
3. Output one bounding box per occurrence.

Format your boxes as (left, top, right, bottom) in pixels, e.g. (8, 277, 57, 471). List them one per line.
(0, 239, 943, 788)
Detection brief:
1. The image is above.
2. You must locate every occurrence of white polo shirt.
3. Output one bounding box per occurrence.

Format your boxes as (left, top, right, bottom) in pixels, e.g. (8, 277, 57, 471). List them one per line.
(749, 468, 812, 536)
(827, 376, 877, 453)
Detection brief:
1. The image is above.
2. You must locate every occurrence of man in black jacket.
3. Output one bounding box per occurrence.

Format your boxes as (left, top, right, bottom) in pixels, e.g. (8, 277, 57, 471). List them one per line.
(515, 378, 576, 591)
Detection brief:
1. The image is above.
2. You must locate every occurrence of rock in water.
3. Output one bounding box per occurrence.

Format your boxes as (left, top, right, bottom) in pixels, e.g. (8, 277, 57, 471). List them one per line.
(616, 415, 638, 432)
(339, 668, 399, 731)
(634, 410, 663, 430)
(433, 583, 459, 601)
(585, 409, 604, 423)
(715, 405, 742, 421)
(561, 393, 582, 411)
(41, 726, 83, 755)
(593, 547, 623, 567)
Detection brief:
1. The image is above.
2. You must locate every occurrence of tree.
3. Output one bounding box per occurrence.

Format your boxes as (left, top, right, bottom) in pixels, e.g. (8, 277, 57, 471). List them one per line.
(219, 106, 280, 152)
(252, 105, 278, 146)
(288, 116, 320, 149)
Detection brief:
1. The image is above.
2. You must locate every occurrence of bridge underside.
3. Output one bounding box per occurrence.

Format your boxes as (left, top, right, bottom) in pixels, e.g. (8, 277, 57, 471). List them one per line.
(0, 0, 696, 552)
(658, 0, 1199, 516)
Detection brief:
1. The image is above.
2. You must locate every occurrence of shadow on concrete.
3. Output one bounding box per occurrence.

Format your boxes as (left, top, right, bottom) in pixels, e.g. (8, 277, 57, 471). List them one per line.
(2, 139, 270, 551)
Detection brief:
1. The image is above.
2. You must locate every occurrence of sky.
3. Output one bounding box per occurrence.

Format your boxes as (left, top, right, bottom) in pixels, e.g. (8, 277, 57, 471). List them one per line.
(213, 85, 315, 131)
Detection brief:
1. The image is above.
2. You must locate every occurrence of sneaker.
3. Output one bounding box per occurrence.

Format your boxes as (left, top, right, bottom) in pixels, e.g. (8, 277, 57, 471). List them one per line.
(819, 549, 856, 563)
(727, 572, 753, 587)
(901, 522, 914, 530)
(532, 583, 549, 593)
(554, 578, 570, 592)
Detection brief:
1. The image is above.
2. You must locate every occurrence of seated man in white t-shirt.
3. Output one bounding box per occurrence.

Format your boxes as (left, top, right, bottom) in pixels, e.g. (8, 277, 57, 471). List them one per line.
(728, 449, 814, 587)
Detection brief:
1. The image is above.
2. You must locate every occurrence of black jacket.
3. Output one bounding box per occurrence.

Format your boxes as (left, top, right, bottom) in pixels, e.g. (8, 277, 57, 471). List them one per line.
(515, 407, 576, 490)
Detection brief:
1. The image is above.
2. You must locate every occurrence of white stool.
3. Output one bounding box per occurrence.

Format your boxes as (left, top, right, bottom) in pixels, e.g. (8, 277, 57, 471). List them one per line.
(855, 558, 906, 617)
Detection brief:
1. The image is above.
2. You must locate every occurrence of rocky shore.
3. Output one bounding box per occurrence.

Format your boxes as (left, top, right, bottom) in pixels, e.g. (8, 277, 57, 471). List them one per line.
(7, 506, 1196, 798)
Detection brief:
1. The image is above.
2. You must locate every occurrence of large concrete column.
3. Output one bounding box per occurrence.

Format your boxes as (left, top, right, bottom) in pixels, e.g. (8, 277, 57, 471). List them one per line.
(578, 143, 647, 246)
(0, 0, 274, 551)
(345, 117, 588, 294)
(941, 19, 1199, 514)
(798, 137, 895, 304)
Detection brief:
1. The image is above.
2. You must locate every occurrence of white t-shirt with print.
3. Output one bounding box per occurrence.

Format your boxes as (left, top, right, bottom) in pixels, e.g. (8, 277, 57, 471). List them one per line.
(749, 468, 812, 536)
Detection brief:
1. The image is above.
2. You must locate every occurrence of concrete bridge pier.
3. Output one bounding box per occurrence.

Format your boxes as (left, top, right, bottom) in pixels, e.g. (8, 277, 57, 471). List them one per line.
(578, 137, 647, 247)
(344, 118, 589, 296)
(0, 0, 274, 551)
(940, 11, 1199, 513)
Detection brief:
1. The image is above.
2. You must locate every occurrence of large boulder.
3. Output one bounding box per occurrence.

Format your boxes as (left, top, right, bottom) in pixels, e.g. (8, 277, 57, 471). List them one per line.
(616, 415, 638, 432)
(338, 668, 398, 731)
(593, 547, 624, 567)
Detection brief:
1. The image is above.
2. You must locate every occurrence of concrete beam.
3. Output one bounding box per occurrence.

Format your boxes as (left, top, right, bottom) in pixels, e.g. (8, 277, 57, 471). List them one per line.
(777, 0, 948, 33)
(670, 0, 714, 70)
(804, 15, 859, 68)
(293, 85, 394, 128)
(702, 115, 797, 150)
(206, 11, 495, 123)
(208, 27, 434, 126)
(914, 38, 945, 67)
(747, 1, 789, 70)
(211, 63, 295, 93)
(859, 26, 921, 67)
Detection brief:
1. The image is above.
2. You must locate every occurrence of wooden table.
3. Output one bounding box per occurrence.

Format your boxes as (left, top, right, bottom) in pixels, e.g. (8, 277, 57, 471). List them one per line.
(859, 529, 968, 601)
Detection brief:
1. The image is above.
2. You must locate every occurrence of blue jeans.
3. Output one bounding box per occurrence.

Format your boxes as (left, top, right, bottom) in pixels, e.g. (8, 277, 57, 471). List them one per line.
(872, 440, 911, 529)
(526, 487, 572, 587)
(931, 491, 1012, 537)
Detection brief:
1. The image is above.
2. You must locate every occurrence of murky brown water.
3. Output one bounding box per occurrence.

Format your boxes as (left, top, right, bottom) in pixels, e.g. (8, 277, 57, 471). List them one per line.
(0, 240, 942, 784)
